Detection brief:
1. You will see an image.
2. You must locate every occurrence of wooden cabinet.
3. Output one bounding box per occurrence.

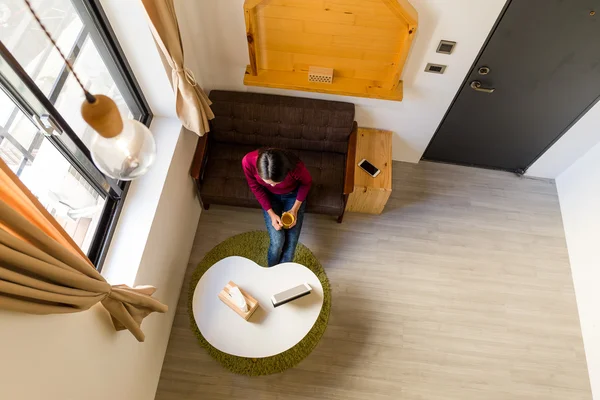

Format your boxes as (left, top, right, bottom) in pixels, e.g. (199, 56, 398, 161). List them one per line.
(346, 128, 392, 214)
(242, 0, 418, 101)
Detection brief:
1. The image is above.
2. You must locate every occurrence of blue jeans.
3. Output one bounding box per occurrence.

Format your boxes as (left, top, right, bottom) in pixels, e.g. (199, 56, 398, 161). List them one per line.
(262, 191, 306, 267)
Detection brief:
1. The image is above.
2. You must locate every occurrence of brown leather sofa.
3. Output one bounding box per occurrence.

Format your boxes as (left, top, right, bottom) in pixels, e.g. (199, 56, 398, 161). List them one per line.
(190, 91, 357, 222)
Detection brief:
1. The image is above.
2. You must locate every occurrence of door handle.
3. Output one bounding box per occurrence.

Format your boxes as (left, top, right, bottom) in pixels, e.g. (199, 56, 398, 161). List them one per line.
(470, 80, 495, 93)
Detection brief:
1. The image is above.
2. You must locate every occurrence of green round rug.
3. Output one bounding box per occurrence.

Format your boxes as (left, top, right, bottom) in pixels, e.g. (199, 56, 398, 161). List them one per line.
(188, 231, 331, 376)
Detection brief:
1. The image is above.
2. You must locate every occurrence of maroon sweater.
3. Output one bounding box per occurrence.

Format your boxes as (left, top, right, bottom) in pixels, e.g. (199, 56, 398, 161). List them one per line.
(242, 150, 312, 211)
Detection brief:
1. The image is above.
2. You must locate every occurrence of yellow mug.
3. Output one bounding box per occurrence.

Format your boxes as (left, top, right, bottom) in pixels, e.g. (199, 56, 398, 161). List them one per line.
(281, 212, 295, 229)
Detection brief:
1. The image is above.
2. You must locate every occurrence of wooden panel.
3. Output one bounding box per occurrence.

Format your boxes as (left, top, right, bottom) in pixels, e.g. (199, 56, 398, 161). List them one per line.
(346, 186, 392, 214)
(304, 20, 403, 39)
(324, 0, 397, 16)
(261, 17, 304, 32)
(291, 53, 392, 81)
(245, 0, 417, 101)
(258, 20, 403, 80)
(263, 50, 294, 71)
(260, 29, 333, 49)
(259, 42, 364, 60)
(270, 0, 325, 9)
(354, 67, 391, 81)
(293, 63, 385, 81)
(332, 34, 399, 53)
(258, 5, 356, 24)
(244, 68, 403, 101)
(326, 0, 385, 5)
(387, 27, 415, 90)
(355, 13, 405, 28)
(363, 50, 399, 63)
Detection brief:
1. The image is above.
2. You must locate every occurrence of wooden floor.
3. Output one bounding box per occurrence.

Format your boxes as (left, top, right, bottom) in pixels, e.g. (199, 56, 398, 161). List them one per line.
(155, 161, 591, 400)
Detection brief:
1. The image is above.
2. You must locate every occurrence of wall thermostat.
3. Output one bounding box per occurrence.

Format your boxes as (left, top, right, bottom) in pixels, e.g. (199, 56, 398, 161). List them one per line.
(436, 40, 456, 55)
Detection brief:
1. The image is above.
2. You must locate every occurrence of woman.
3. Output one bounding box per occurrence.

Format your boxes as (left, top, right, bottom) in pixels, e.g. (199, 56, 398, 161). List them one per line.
(242, 148, 312, 267)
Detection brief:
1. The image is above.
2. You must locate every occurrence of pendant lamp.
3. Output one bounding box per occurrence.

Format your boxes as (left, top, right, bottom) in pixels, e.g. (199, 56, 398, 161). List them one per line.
(24, 0, 155, 181)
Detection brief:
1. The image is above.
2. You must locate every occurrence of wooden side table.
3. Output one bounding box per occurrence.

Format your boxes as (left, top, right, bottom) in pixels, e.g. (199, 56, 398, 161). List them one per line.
(346, 128, 392, 214)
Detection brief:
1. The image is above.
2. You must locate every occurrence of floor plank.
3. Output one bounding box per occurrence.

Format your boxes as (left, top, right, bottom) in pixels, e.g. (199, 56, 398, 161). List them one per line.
(155, 161, 591, 400)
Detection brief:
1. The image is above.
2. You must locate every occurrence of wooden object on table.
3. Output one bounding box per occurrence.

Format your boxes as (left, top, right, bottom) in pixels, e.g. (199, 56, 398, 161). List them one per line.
(242, 0, 417, 101)
(308, 66, 333, 84)
(346, 128, 392, 214)
(218, 281, 259, 320)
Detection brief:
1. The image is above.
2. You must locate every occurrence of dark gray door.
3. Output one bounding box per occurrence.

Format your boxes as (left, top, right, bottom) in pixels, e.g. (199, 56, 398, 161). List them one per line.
(423, 0, 600, 172)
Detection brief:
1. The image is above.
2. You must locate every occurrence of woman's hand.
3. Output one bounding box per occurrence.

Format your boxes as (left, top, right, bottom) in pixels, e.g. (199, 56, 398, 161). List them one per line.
(267, 209, 283, 231)
(285, 200, 303, 229)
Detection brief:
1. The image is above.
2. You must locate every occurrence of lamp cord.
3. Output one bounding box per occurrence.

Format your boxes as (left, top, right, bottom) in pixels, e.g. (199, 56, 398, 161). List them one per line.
(23, 0, 96, 103)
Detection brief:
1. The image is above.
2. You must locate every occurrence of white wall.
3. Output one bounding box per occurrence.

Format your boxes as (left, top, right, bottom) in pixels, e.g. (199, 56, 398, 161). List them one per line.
(176, 0, 506, 163)
(527, 100, 600, 179)
(100, 0, 176, 118)
(556, 140, 600, 400)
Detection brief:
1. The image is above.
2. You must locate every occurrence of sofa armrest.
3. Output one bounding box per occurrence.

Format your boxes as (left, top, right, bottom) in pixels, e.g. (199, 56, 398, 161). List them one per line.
(190, 133, 209, 180)
(343, 122, 358, 195)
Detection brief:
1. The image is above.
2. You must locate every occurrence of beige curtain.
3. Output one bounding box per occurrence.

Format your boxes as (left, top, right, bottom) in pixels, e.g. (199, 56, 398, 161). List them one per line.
(0, 159, 167, 342)
(141, 0, 215, 136)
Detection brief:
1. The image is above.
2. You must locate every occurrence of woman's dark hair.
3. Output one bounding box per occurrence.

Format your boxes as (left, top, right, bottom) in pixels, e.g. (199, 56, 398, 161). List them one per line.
(257, 148, 300, 182)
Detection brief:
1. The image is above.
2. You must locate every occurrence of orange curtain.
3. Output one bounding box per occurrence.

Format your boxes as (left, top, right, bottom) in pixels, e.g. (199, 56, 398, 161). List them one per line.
(0, 159, 167, 342)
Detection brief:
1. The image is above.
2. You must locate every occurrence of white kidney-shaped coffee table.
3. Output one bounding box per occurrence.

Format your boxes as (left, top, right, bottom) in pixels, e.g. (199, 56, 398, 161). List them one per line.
(192, 256, 324, 358)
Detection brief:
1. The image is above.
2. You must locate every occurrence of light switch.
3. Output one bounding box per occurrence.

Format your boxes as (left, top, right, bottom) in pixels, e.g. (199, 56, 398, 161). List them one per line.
(436, 40, 456, 55)
(425, 63, 447, 74)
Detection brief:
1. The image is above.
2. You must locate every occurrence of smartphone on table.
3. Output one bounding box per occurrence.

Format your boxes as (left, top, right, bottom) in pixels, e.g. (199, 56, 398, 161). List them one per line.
(358, 159, 381, 178)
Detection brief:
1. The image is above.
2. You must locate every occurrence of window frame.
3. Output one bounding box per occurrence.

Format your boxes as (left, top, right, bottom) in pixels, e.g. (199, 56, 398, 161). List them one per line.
(0, 0, 153, 270)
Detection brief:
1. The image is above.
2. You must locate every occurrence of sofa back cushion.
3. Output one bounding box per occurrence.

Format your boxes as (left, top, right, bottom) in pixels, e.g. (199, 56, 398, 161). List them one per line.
(208, 90, 355, 154)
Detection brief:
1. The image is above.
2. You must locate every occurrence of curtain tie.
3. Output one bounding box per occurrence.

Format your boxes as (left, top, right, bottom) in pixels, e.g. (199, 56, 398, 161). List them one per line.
(103, 284, 113, 301)
(173, 64, 198, 87)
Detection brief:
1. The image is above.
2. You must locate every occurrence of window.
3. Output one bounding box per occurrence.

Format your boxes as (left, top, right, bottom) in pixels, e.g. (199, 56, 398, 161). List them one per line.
(0, 0, 151, 268)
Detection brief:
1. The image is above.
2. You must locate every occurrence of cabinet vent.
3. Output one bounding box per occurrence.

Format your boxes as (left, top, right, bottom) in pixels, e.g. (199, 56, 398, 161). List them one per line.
(308, 66, 334, 84)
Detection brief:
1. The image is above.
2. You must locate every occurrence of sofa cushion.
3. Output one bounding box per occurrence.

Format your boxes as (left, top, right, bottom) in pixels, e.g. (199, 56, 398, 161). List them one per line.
(200, 143, 258, 209)
(200, 143, 345, 216)
(299, 148, 345, 216)
(208, 91, 355, 154)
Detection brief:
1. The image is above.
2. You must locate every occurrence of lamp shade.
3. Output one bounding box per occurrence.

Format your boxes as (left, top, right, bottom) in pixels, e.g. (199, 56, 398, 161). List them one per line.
(82, 94, 156, 180)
